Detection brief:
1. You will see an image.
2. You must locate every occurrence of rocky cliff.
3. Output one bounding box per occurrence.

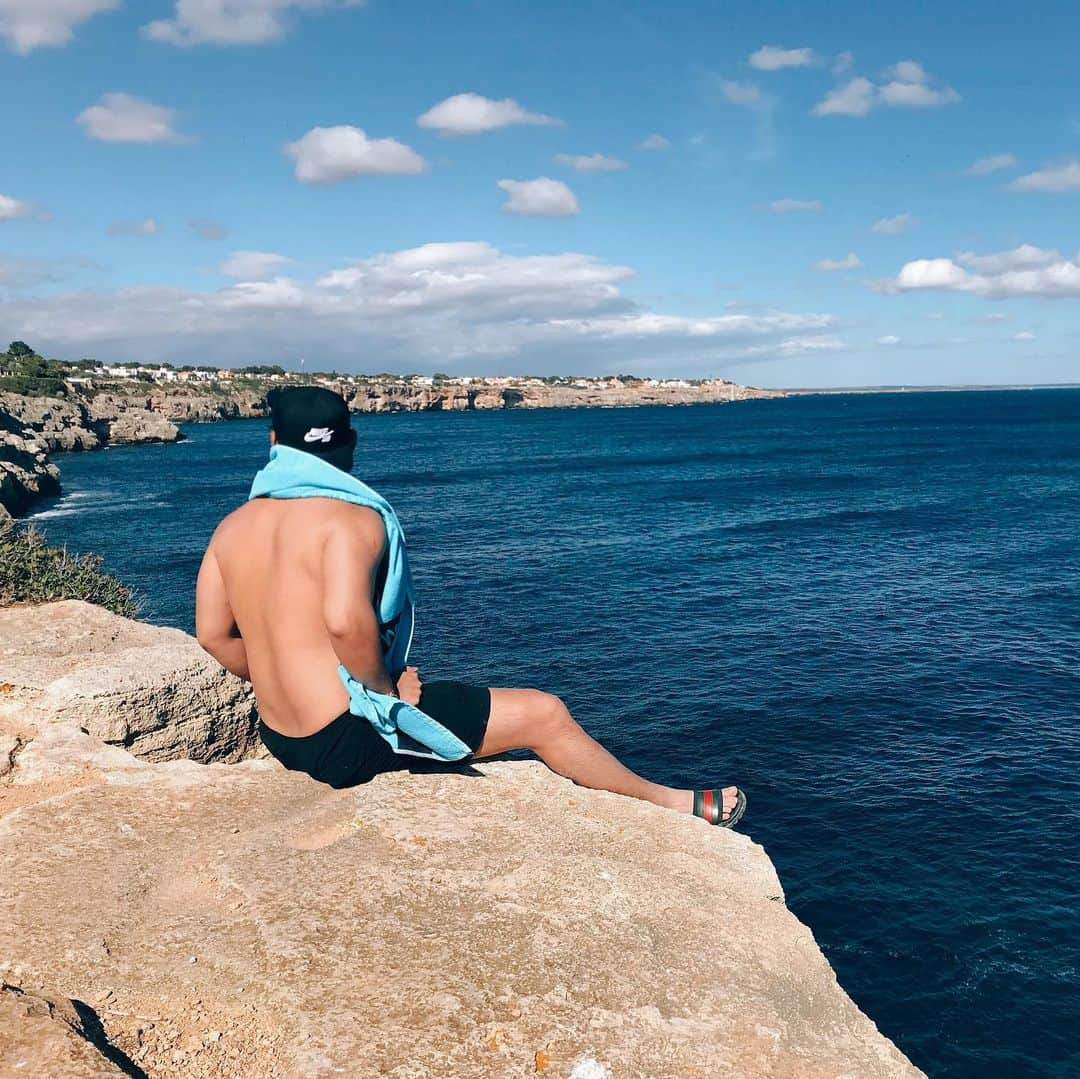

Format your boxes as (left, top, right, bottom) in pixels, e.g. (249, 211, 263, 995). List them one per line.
(0, 601, 924, 1079)
(0, 425, 59, 524)
(0, 376, 780, 518)
(0, 392, 182, 520)
(338, 377, 781, 414)
(64, 376, 781, 422)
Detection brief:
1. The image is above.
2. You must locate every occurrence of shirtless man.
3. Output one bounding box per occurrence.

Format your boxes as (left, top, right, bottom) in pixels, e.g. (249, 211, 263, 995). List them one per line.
(196, 386, 744, 827)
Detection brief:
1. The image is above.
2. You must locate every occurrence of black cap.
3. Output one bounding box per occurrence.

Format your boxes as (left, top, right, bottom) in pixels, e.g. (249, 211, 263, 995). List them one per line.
(268, 385, 356, 471)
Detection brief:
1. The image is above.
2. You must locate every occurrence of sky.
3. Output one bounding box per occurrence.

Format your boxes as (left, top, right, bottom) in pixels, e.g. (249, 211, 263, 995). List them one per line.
(1, 0, 1079, 387)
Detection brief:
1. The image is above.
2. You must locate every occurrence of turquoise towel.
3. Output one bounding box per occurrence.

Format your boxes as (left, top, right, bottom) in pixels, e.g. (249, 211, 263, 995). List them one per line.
(248, 444, 471, 762)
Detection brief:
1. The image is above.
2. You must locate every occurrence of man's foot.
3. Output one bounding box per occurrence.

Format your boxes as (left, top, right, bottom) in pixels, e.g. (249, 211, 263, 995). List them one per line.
(689, 787, 746, 828)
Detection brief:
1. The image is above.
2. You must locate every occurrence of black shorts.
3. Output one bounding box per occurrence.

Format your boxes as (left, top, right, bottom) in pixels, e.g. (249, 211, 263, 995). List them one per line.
(258, 681, 491, 789)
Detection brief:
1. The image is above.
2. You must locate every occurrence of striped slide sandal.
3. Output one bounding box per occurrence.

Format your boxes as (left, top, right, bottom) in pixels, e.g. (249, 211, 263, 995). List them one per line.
(692, 788, 747, 828)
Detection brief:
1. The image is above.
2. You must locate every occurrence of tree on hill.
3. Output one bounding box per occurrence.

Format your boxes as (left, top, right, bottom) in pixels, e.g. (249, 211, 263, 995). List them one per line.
(237, 364, 286, 376)
(0, 342, 70, 396)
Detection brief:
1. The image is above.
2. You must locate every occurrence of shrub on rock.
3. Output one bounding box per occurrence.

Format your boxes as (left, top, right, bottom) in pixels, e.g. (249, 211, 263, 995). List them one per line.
(0, 524, 137, 618)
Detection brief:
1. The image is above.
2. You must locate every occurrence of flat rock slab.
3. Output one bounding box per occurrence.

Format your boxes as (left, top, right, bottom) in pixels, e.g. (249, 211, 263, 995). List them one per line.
(0, 982, 130, 1078)
(0, 601, 259, 763)
(0, 753, 923, 1078)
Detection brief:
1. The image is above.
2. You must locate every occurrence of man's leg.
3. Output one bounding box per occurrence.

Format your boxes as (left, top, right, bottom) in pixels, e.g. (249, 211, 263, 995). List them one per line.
(473, 688, 739, 817)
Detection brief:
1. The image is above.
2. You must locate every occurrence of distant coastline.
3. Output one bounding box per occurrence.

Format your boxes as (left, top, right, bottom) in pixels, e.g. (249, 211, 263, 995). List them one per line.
(783, 382, 1080, 395)
(0, 353, 781, 520)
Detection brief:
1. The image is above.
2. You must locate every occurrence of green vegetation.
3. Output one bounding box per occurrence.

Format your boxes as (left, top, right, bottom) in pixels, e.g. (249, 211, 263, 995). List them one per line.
(0, 342, 706, 404)
(236, 364, 286, 376)
(0, 341, 69, 397)
(0, 523, 138, 617)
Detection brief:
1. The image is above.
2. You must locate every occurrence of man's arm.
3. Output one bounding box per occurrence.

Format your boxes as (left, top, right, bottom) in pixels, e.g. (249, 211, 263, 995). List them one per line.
(321, 508, 397, 697)
(195, 544, 250, 681)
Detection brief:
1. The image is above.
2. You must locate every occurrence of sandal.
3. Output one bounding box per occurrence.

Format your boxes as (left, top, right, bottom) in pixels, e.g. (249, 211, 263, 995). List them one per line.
(692, 787, 746, 828)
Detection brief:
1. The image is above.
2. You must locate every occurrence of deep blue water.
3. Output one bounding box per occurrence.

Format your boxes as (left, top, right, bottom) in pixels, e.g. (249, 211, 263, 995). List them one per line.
(31, 390, 1080, 1078)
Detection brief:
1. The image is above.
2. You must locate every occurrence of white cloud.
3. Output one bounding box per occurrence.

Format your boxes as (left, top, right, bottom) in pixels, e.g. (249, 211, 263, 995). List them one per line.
(497, 177, 578, 216)
(813, 61, 958, 117)
(956, 244, 1059, 275)
(879, 79, 960, 108)
(878, 60, 959, 107)
(894, 258, 969, 290)
(0, 255, 98, 290)
(77, 93, 190, 144)
(190, 218, 228, 240)
(813, 77, 876, 117)
(0, 0, 117, 53)
(890, 244, 1080, 299)
(142, 0, 363, 46)
(417, 93, 560, 136)
(749, 45, 816, 70)
(877, 335, 901, 345)
(815, 253, 861, 271)
(220, 250, 292, 280)
(107, 218, 161, 237)
(889, 60, 928, 83)
(871, 213, 914, 235)
(554, 153, 627, 172)
(284, 126, 426, 183)
(719, 79, 762, 105)
(964, 153, 1017, 176)
(0, 257, 57, 288)
(1009, 161, 1080, 193)
(0, 193, 33, 221)
(1013, 331, 1036, 341)
(833, 51, 854, 75)
(638, 133, 670, 150)
(771, 198, 822, 213)
(0, 240, 835, 373)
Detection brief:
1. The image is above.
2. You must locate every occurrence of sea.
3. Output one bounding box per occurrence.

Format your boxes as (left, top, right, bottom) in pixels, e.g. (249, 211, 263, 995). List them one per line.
(30, 389, 1080, 1078)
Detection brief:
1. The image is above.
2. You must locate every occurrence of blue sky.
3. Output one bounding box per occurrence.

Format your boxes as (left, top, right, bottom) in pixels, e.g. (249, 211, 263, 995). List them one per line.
(1, 0, 1078, 386)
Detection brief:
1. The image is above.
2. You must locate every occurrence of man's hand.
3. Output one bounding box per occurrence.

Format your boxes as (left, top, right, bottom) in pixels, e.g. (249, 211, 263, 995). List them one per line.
(396, 666, 422, 706)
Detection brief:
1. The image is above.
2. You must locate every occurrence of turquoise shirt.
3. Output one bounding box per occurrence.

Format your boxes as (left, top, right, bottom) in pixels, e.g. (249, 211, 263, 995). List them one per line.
(248, 444, 471, 762)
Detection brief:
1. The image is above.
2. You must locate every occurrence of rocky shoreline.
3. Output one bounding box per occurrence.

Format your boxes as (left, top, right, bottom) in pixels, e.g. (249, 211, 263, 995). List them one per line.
(0, 599, 924, 1079)
(0, 392, 182, 523)
(0, 377, 782, 521)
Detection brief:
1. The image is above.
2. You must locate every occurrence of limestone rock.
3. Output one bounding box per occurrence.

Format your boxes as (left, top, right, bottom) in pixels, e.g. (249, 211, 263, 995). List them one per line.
(149, 390, 267, 423)
(0, 427, 61, 515)
(86, 397, 181, 445)
(0, 753, 924, 1078)
(0, 391, 101, 453)
(0, 605, 923, 1077)
(0, 600, 260, 763)
(0, 982, 130, 1077)
(0, 391, 182, 517)
(99, 407, 181, 445)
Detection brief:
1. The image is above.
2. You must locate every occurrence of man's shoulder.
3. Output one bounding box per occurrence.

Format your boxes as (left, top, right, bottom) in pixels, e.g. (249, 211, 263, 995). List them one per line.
(214, 497, 383, 533)
(243, 496, 384, 537)
(310, 497, 384, 528)
(205, 502, 255, 551)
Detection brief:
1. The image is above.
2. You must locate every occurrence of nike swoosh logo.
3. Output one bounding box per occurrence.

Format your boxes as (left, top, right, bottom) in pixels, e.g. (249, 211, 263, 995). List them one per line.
(303, 427, 333, 443)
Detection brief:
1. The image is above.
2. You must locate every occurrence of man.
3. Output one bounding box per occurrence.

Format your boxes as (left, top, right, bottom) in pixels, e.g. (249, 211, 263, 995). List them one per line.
(196, 385, 745, 827)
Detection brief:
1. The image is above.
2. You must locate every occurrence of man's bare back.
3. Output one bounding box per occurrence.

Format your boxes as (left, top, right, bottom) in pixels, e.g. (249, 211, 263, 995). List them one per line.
(196, 496, 391, 737)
